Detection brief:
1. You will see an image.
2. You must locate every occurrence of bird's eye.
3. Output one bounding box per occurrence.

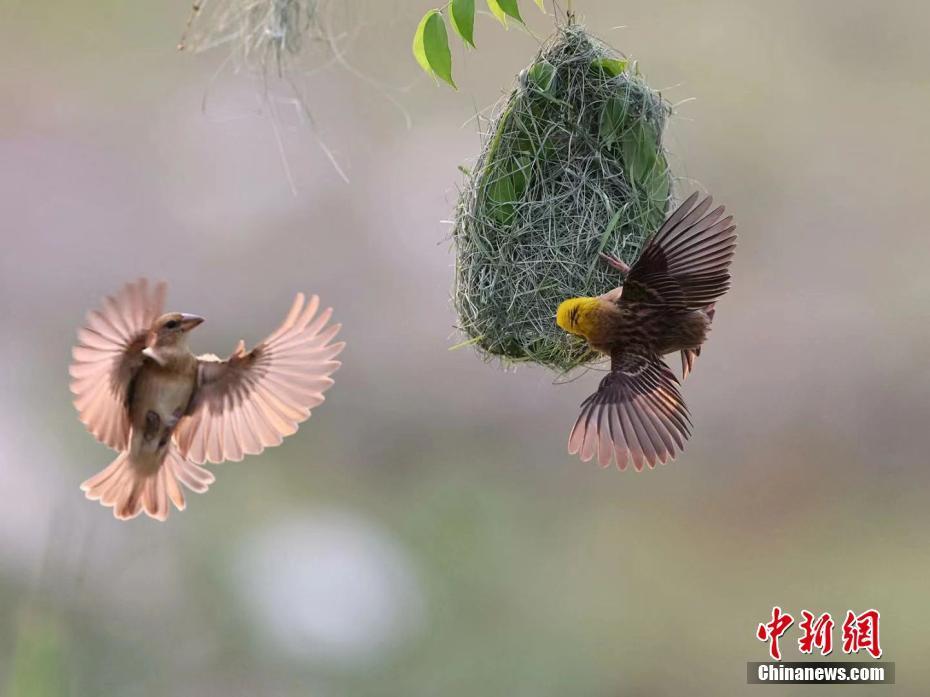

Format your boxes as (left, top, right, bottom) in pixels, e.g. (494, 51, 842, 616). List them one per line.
(165, 319, 180, 330)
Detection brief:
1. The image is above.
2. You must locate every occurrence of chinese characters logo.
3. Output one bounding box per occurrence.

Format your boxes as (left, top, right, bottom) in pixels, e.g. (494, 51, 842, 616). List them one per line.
(756, 607, 881, 660)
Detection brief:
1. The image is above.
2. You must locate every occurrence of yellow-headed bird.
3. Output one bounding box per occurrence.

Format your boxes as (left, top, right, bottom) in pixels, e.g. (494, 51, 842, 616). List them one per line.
(556, 192, 737, 470)
(70, 279, 344, 520)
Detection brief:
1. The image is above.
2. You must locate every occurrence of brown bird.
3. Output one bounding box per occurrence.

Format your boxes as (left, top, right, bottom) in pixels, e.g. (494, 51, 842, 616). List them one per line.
(555, 192, 737, 470)
(70, 279, 344, 521)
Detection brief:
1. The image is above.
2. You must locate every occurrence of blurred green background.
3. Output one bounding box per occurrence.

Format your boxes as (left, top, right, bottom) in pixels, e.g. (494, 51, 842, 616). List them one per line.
(1, 0, 929, 694)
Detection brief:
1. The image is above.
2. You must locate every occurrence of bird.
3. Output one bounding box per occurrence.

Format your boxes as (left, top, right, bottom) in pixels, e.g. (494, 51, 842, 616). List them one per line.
(69, 279, 344, 521)
(555, 192, 737, 470)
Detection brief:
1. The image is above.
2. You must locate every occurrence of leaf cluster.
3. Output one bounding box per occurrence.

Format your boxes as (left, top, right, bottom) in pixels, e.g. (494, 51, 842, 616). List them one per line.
(413, 0, 546, 88)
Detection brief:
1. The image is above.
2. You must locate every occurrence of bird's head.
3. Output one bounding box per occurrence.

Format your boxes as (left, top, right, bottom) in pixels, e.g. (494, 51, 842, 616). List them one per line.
(556, 297, 601, 340)
(148, 312, 204, 348)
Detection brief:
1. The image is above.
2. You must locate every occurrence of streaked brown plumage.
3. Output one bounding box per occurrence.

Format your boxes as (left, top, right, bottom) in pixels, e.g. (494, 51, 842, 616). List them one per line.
(70, 280, 344, 520)
(555, 192, 737, 470)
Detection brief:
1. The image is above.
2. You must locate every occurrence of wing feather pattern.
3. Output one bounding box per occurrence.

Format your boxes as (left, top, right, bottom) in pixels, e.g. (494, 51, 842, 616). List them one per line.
(623, 192, 737, 309)
(69, 279, 166, 450)
(568, 352, 692, 470)
(174, 293, 344, 464)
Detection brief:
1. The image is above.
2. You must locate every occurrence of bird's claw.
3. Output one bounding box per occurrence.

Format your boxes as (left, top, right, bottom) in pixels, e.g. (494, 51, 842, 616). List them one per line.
(600, 253, 631, 274)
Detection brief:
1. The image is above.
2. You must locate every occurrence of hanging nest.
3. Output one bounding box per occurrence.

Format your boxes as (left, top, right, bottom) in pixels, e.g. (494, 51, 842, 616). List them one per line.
(178, 0, 361, 185)
(452, 24, 674, 373)
(179, 0, 332, 77)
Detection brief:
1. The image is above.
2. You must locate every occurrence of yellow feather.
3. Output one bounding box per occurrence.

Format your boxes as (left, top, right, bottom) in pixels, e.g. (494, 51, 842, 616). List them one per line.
(555, 297, 601, 340)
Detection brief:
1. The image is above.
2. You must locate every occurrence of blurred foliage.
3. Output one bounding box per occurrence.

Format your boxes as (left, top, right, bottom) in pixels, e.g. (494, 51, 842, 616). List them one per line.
(5, 613, 68, 697)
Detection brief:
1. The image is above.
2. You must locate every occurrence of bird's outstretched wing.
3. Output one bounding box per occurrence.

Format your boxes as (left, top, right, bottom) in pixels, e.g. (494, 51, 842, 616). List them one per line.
(174, 293, 344, 464)
(621, 192, 737, 309)
(69, 279, 166, 450)
(568, 350, 692, 470)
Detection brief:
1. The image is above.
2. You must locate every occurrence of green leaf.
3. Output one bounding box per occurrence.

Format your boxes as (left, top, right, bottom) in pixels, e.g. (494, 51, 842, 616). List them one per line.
(592, 57, 628, 77)
(621, 121, 669, 208)
(497, 0, 523, 23)
(527, 60, 555, 93)
(599, 94, 629, 147)
(412, 11, 434, 75)
(412, 10, 456, 88)
(486, 155, 529, 225)
(533, 0, 546, 11)
(486, 0, 509, 26)
(450, 0, 475, 47)
(487, 174, 516, 224)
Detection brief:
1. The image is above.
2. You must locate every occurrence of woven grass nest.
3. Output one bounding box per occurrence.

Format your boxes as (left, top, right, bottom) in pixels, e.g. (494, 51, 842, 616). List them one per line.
(180, 0, 330, 73)
(452, 24, 674, 373)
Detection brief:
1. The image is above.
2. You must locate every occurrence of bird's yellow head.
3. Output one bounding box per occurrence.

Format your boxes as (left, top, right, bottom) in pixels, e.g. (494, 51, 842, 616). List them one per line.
(556, 297, 601, 340)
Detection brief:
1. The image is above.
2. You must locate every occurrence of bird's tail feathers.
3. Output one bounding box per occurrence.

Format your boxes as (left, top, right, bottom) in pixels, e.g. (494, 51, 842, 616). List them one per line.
(680, 303, 716, 381)
(80, 441, 215, 521)
(681, 347, 700, 380)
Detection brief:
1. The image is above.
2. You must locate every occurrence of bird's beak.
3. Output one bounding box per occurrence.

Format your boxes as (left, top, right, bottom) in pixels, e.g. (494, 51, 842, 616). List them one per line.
(179, 313, 205, 331)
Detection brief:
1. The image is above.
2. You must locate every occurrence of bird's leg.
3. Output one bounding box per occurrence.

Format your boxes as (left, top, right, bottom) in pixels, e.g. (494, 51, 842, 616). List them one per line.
(143, 411, 161, 443)
(157, 409, 186, 450)
(600, 253, 631, 274)
(165, 408, 184, 429)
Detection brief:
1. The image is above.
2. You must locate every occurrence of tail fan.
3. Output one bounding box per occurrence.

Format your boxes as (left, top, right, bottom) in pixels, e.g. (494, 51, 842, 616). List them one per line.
(80, 442, 215, 521)
(680, 303, 716, 381)
(681, 347, 700, 380)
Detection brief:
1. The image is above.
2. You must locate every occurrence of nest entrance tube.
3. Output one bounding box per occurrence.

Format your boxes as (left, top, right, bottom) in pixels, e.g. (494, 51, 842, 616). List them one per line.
(452, 25, 673, 373)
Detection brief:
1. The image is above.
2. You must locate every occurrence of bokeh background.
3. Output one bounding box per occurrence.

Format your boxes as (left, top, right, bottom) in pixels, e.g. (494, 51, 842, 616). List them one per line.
(2, 0, 929, 694)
